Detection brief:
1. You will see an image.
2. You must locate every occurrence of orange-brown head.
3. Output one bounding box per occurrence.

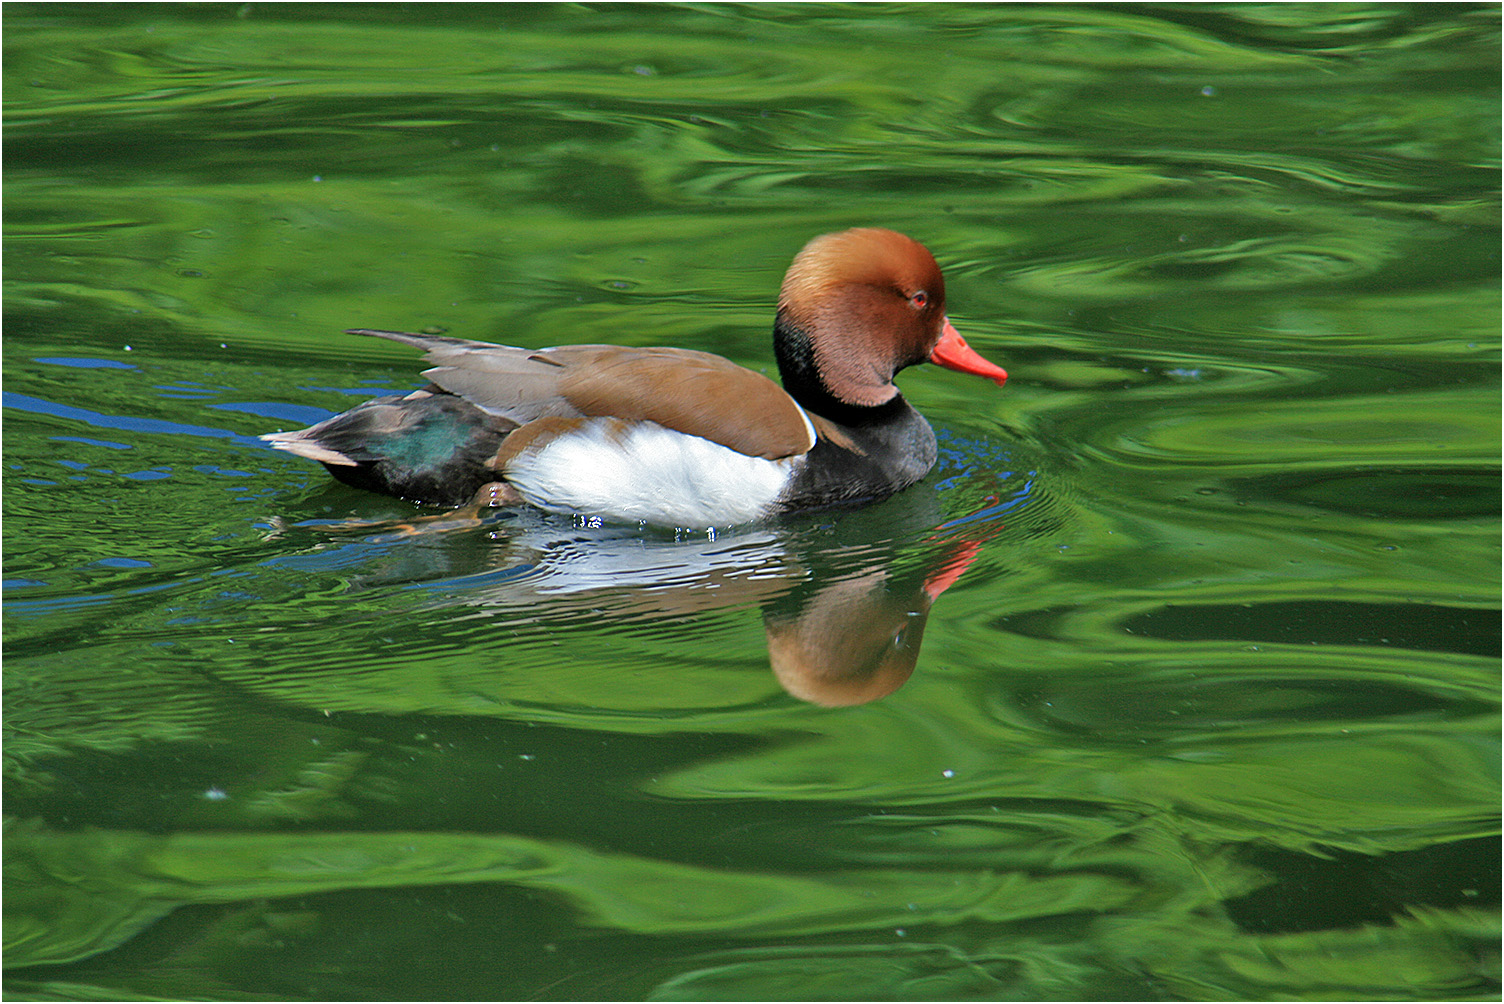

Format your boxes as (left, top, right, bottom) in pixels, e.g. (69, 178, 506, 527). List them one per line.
(774, 228, 1006, 411)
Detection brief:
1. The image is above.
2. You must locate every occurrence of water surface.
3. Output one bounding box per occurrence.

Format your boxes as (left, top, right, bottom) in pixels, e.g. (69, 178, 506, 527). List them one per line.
(4, 4, 1498, 1001)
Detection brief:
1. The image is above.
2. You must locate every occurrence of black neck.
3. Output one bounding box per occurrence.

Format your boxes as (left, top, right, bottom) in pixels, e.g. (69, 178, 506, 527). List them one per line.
(773, 314, 906, 428)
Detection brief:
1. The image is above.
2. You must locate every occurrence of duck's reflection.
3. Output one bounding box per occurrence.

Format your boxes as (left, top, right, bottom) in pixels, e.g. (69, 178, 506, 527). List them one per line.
(290, 485, 1014, 706)
(762, 538, 981, 706)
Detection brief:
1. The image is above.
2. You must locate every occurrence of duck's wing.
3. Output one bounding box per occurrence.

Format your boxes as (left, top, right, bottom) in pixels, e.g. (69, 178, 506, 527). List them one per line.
(352, 329, 816, 460)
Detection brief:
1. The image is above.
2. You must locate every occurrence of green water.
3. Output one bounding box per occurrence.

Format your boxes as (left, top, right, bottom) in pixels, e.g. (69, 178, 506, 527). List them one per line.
(4, 4, 1498, 1001)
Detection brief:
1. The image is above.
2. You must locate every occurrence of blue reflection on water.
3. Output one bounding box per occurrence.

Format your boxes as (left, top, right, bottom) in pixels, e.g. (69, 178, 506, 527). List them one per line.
(211, 401, 335, 424)
(50, 436, 133, 450)
(3, 392, 266, 447)
(34, 357, 137, 370)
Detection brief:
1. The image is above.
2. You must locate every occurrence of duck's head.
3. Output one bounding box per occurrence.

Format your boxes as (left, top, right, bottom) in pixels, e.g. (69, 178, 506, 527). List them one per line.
(774, 228, 1008, 411)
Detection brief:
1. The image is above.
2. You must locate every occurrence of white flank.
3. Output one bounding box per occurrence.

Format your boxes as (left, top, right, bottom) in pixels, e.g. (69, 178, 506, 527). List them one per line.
(505, 419, 799, 529)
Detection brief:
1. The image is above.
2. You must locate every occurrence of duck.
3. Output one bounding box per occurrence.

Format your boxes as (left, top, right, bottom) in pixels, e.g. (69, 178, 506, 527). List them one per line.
(260, 227, 1008, 529)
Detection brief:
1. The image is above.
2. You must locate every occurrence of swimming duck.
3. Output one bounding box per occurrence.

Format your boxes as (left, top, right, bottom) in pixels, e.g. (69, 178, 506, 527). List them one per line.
(261, 227, 1007, 528)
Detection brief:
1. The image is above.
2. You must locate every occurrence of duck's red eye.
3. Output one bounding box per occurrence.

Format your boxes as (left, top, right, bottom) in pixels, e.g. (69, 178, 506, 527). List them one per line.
(910, 291, 929, 308)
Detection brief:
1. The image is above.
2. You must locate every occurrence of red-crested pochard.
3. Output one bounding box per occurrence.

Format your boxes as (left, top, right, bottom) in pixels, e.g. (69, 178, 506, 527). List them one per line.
(261, 228, 1008, 528)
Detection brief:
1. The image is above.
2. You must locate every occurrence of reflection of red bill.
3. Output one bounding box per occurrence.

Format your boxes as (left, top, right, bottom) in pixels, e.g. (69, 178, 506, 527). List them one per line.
(923, 539, 984, 600)
(923, 489, 1012, 599)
